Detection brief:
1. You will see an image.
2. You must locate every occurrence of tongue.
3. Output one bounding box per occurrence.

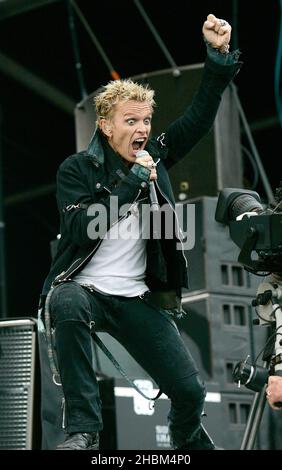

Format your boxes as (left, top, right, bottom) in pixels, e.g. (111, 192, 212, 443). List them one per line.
(132, 142, 140, 150)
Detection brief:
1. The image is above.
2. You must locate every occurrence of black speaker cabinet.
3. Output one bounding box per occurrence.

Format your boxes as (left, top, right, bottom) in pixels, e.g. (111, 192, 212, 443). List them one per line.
(110, 379, 260, 450)
(0, 318, 40, 449)
(38, 329, 118, 450)
(178, 196, 261, 296)
(176, 293, 267, 388)
(75, 64, 242, 201)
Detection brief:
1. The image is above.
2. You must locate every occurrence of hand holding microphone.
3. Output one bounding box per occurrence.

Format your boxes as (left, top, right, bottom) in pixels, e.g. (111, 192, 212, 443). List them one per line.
(136, 150, 159, 211)
(135, 150, 157, 180)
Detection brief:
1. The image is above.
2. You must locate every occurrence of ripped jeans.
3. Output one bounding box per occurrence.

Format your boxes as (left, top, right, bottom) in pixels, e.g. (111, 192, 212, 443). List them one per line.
(49, 281, 212, 448)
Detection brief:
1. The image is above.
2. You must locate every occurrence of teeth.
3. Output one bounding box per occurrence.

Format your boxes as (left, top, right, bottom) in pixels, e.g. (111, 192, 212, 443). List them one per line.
(135, 138, 145, 143)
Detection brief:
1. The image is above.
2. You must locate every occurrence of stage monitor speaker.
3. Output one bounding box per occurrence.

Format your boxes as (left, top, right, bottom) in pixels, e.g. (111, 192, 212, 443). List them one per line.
(0, 318, 40, 449)
(75, 64, 242, 200)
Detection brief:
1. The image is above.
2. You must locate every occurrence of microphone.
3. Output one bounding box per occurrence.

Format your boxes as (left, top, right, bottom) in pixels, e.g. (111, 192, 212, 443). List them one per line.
(136, 150, 160, 211)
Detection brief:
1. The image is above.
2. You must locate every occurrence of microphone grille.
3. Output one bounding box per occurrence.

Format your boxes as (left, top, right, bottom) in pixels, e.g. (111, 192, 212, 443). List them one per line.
(136, 150, 148, 158)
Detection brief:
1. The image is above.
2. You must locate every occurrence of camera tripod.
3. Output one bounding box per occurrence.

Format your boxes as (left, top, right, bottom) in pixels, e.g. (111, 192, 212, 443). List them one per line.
(233, 278, 282, 450)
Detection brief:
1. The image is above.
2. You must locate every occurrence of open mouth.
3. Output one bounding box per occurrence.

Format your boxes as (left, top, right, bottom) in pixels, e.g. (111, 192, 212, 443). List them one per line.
(132, 138, 146, 155)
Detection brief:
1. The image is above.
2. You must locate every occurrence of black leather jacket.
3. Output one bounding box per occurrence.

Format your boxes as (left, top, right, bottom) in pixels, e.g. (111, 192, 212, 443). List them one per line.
(42, 55, 241, 307)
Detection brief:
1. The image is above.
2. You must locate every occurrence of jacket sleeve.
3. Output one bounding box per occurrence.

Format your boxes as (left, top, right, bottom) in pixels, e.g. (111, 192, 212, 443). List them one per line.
(163, 54, 242, 168)
(56, 156, 150, 248)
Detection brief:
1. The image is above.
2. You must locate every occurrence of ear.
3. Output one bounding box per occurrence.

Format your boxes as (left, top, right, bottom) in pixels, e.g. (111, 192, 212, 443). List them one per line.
(100, 119, 112, 137)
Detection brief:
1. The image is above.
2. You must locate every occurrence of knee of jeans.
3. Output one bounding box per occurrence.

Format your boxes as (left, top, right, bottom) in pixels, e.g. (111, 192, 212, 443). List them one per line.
(172, 374, 206, 405)
(50, 283, 91, 324)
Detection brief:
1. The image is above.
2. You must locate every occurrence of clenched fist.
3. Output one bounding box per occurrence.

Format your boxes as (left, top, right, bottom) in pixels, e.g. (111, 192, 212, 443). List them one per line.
(203, 13, 231, 54)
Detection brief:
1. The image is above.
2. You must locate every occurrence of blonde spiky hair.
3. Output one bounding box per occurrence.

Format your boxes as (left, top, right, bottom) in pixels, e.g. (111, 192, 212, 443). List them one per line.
(94, 79, 155, 126)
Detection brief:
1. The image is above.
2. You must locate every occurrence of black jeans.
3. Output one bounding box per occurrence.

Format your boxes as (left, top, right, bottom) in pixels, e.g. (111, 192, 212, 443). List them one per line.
(49, 281, 210, 448)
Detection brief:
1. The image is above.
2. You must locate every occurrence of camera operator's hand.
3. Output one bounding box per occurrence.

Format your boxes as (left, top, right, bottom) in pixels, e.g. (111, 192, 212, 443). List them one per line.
(265, 272, 282, 286)
(266, 376, 282, 410)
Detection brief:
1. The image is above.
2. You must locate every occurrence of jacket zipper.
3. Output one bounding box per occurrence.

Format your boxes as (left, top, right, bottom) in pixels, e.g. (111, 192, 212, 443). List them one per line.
(155, 181, 188, 268)
(53, 189, 142, 284)
(109, 189, 142, 230)
(53, 241, 103, 285)
(61, 397, 66, 429)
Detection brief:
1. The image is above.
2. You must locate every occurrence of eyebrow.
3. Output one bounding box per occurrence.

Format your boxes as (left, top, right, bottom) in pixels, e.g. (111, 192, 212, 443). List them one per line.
(123, 113, 152, 118)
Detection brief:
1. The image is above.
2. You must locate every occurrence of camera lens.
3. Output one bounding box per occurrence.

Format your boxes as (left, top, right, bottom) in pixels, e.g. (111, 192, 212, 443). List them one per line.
(233, 361, 269, 392)
(229, 194, 263, 220)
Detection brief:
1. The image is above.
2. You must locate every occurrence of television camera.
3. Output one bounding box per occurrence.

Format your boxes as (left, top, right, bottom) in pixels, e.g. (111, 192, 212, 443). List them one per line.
(215, 184, 282, 396)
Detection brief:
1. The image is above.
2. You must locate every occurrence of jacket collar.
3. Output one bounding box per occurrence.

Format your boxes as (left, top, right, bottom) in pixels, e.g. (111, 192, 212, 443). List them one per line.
(87, 126, 130, 177)
(87, 127, 105, 165)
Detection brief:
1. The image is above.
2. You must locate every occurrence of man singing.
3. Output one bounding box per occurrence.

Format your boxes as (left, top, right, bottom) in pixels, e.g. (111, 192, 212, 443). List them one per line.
(41, 14, 241, 450)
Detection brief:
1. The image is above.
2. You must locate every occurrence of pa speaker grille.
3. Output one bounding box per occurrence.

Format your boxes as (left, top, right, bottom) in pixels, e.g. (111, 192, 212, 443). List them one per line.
(0, 319, 38, 450)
